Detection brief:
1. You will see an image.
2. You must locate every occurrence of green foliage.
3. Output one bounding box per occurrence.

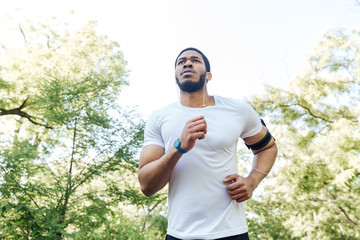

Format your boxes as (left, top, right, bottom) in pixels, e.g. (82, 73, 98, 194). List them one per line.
(245, 28, 360, 239)
(0, 16, 166, 239)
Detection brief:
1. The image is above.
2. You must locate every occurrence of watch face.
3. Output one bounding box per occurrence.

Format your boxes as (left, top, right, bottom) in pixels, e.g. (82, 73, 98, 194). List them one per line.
(174, 139, 180, 148)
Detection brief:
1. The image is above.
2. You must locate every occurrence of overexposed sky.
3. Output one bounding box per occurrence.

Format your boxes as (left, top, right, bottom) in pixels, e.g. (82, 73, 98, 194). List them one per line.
(2, 0, 360, 118)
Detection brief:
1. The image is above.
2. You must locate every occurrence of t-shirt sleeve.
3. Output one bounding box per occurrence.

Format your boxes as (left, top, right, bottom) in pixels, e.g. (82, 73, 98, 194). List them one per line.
(240, 103, 263, 139)
(143, 112, 165, 148)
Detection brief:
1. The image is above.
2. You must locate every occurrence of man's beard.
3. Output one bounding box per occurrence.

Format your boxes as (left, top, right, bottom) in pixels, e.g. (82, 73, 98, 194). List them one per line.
(176, 73, 206, 93)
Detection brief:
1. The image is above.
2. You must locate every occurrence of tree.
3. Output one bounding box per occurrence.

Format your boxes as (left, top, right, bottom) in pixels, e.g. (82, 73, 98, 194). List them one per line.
(245, 28, 360, 239)
(0, 16, 165, 239)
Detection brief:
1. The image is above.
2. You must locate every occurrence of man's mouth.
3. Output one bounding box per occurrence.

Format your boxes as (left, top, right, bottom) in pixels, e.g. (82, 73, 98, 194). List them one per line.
(181, 70, 196, 76)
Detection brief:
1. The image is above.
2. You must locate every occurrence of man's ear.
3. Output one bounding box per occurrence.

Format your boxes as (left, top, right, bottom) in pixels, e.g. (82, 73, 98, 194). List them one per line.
(206, 72, 212, 82)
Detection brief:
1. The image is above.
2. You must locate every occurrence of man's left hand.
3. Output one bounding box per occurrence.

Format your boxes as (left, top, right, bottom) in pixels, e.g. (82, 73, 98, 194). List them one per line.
(223, 174, 256, 203)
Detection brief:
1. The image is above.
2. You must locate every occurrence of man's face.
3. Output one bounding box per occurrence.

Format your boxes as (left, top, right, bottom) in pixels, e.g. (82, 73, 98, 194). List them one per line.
(175, 50, 207, 92)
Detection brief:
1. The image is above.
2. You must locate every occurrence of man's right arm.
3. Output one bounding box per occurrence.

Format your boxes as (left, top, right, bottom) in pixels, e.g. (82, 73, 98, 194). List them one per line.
(138, 115, 207, 197)
(138, 144, 183, 196)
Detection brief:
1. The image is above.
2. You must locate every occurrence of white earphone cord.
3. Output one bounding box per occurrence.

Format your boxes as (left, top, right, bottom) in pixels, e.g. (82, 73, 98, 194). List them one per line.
(200, 78, 216, 151)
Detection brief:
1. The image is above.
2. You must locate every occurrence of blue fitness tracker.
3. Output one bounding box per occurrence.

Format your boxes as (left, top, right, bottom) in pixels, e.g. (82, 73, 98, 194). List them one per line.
(174, 139, 187, 154)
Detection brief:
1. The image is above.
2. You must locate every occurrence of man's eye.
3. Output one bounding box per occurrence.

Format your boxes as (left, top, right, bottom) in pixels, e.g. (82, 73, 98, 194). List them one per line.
(193, 59, 200, 63)
(178, 61, 185, 65)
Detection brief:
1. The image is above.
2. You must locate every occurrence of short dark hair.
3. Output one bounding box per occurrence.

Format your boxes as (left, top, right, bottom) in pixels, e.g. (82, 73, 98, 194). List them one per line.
(175, 47, 211, 72)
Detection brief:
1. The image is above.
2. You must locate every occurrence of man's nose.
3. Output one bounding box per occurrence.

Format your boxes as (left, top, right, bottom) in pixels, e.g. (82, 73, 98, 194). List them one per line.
(184, 60, 193, 68)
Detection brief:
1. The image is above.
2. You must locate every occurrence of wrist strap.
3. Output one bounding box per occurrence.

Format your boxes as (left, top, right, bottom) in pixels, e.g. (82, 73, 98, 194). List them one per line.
(174, 139, 187, 154)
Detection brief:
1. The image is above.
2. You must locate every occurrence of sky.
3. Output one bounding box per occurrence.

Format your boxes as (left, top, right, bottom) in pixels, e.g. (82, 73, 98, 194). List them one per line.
(2, 0, 360, 118)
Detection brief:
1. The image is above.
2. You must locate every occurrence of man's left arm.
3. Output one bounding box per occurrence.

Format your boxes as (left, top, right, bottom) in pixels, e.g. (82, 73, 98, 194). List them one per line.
(223, 125, 277, 203)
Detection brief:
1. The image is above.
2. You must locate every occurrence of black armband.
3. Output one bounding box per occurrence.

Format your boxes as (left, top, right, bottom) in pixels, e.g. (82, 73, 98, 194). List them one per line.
(245, 119, 274, 150)
(245, 129, 272, 150)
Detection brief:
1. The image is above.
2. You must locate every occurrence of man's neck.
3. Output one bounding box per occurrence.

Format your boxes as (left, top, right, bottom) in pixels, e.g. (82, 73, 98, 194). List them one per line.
(180, 88, 214, 108)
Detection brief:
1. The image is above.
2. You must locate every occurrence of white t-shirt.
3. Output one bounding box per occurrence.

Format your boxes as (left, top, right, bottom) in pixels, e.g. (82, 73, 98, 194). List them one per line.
(144, 95, 262, 239)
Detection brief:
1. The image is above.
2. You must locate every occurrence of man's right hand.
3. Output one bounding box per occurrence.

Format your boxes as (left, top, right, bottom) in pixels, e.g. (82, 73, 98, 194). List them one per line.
(179, 115, 207, 152)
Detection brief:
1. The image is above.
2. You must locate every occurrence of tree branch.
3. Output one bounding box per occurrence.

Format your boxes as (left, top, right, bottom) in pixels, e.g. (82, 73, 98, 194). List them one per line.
(338, 206, 358, 226)
(297, 102, 334, 123)
(72, 145, 112, 183)
(56, 117, 78, 239)
(0, 166, 46, 218)
(60, 117, 78, 215)
(18, 24, 27, 43)
(71, 147, 125, 192)
(327, 190, 358, 226)
(0, 98, 53, 129)
(69, 116, 78, 182)
(278, 103, 334, 123)
(141, 200, 162, 231)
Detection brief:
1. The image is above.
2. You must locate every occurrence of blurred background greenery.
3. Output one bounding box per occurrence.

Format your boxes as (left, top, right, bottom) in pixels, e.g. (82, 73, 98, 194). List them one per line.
(1, 1, 359, 239)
